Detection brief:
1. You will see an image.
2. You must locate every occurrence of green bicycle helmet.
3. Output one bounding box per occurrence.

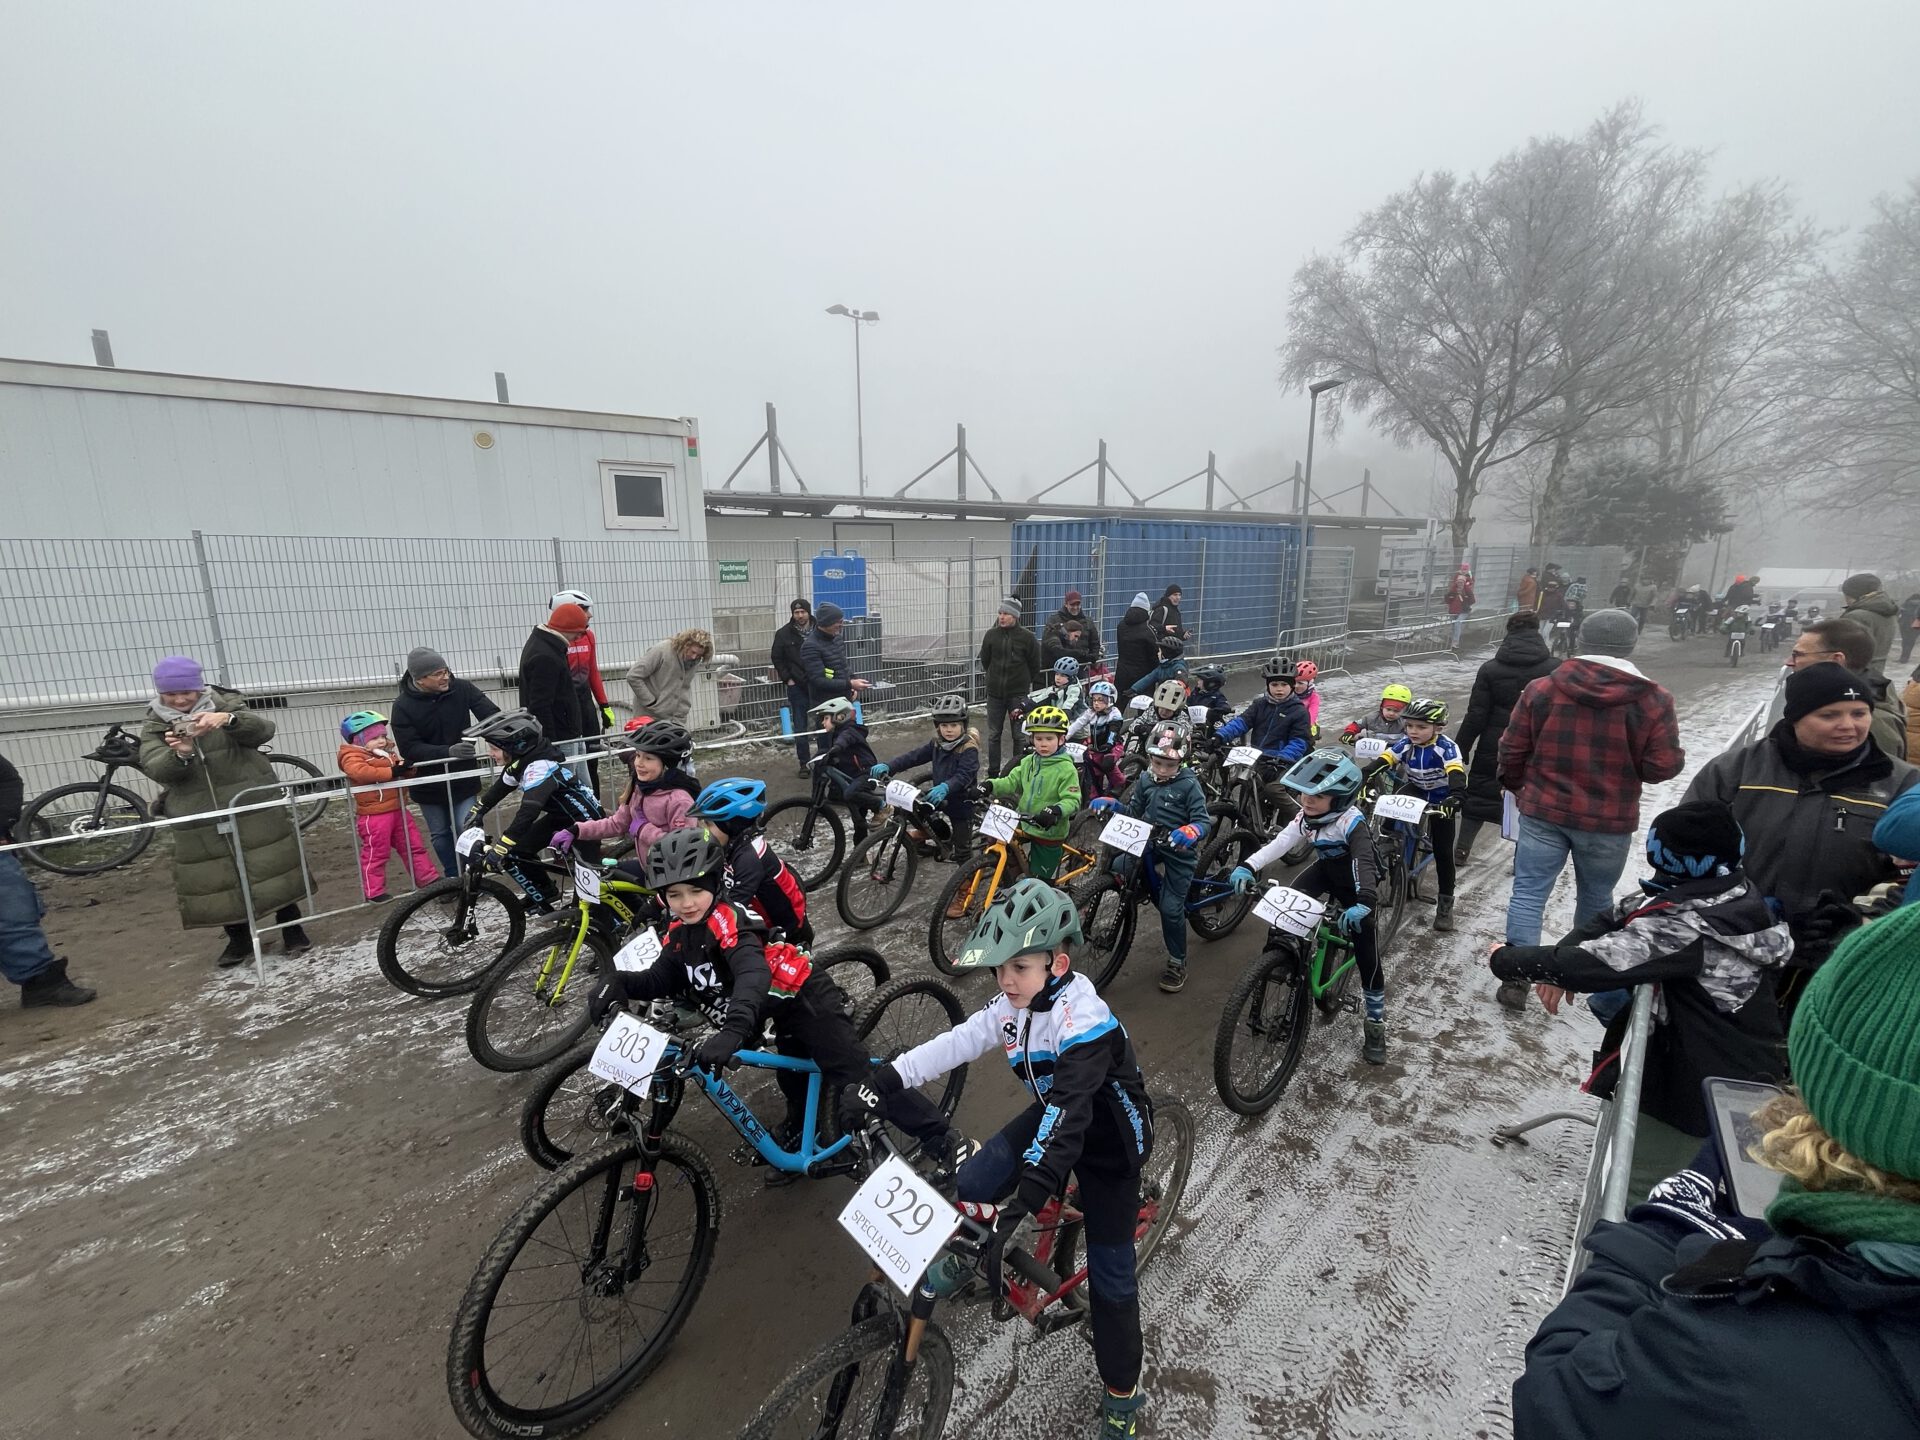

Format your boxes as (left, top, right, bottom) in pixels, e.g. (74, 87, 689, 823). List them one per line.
(1281, 748, 1364, 804)
(1402, 697, 1449, 726)
(953, 877, 1084, 970)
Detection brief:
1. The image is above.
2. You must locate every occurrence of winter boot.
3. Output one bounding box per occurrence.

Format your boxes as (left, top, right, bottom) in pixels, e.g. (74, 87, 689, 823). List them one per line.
(1362, 1018, 1387, 1065)
(1433, 895, 1456, 933)
(20, 958, 96, 1009)
(280, 927, 313, 957)
(944, 887, 971, 921)
(217, 928, 252, 967)
(1495, 979, 1530, 1011)
(1099, 1388, 1146, 1438)
(1158, 962, 1186, 994)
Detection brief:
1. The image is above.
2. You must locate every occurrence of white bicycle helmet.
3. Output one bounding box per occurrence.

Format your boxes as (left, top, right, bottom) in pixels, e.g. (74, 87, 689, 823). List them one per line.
(551, 589, 595, 611)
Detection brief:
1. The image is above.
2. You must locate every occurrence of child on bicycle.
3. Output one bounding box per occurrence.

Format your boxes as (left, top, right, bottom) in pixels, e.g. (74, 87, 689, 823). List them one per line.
(981, 704, 1081, 881)
(1386, 698, 1467, 934)
(1340, 682, 1413, 744)
(589, 827, 961, 1167)
(464, 709, 607, 912)
(838, 878, 1156, 1438)
(1068, 680, 1128, 801)
(1027, 656, 1087, 725)
(870, 692, 980, 854)
(336, 709, 439, 900)
(1088, 725, 1210, 994)
(1292, 659, 1323, 733)
(1230, 748, 1390, 1065)
(1720, 604, 1753, 659)
(1125, 677, 1194, 759)
(688, 776, 811, 944)
(570, 717, 699, 871)
(1189, 664, 1234, 724)
(810, 696, 882, 844)
(1125, 634, 1189, 699)
(1216, 656, 1314, 798)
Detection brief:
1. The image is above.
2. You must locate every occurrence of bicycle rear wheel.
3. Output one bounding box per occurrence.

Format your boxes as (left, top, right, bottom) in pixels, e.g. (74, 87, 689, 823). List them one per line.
(814, 944, 890, 1010)
(1213, 943, 1311, 1116)
(447, 1135, 719, 1439)
(265, 753, 331, 830)
(855, 976, 968, 1122)
(740, 1315, 953, 1440)
(927, 855, 998, 976)
(835, 825, 919, 930)
(1188, 827, 1259, 941)
(18, 781, 151, 875)
(1072, 872, 1137, 992)
(465, 923, 609, 1072)
(376, 875, 525, 998)
(1372, 842, 1408, 957)
(762, 797, 845, 892)
(1053, 1097, 1195, 1283)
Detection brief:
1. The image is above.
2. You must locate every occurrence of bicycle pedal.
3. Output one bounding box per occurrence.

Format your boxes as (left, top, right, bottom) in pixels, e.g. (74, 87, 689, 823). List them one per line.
(731, 1142, 770, 1168)
(1339, 994, 1361, 1014)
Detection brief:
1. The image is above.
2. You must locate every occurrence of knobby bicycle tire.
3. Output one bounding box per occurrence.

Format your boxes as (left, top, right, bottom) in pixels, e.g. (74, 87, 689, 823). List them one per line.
(1188, 826, 1260, 941)
(18, 781, 152, 875)
(762, 797, 846, 892)
(1051, 1097, 1197, 1282)
(835, 825, 920, 930)
(739, 1314, 954, 1440)
(854, 976, 969, 1123)
(518, 1039, 616, 1170)
(927, 854, 999, 975)
(376, 875, 526, 998)
(1072, 871, 1138, 992)
(1214, 944, 1312, 1115)
(446, 1134, 720, 1439)
(1373, 843, 1408, 958)
(465, 923, 611, 1072)
(265, 753, 331, 831)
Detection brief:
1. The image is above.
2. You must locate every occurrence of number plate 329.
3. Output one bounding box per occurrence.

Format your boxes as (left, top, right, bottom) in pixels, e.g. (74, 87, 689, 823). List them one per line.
(836, 1154, 962, 1296)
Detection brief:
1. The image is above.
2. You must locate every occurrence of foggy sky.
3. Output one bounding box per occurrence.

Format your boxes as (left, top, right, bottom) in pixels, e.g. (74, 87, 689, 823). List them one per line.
(4, 1, 1916, 531)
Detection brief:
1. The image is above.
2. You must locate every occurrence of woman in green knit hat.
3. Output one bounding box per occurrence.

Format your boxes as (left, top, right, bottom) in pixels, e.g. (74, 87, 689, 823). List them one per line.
(1512, 901, 1920, 1438)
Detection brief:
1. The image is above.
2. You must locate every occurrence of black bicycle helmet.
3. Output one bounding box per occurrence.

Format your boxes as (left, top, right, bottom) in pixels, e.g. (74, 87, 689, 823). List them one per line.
(1157, 635, 1185, 658)
(1261, 656, 1299, 683)
(629, 718, 694, 763)
(463, 708, 545, 758)
(1194, 664, 1226, 686)
(643, 825, 728, 892)
(1402, 697, 1449, 726)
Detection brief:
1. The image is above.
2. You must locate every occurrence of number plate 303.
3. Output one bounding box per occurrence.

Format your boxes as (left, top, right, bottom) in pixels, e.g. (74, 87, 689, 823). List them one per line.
(836, 1154, 963, 1296)
(587, 1013, 672, 1094)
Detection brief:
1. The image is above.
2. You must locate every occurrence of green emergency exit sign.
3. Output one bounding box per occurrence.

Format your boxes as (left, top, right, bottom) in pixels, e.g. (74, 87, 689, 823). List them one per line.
(718, 561, 749, 583)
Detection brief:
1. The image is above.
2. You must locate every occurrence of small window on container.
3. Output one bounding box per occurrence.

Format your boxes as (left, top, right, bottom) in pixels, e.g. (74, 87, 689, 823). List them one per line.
(600, 461, 676, 531)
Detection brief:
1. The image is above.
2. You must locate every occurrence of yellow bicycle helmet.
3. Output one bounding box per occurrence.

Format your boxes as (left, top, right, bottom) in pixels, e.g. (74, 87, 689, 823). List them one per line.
(1022, 704, 1071, 735)
(1380, 683, 1414, 706)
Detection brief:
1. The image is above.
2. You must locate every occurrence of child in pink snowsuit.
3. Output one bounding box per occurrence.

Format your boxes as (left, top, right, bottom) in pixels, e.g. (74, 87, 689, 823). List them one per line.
(337, 712, 439, 901)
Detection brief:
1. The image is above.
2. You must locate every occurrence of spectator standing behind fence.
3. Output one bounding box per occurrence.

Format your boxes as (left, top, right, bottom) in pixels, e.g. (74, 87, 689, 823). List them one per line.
(1514, 567, 1540, 612)
(0, 752, 96, 1007)
(1789, 616, 1908, 760)
(626, 627, 713, 724)
(1511, 904, 1920, 1440)
(1900, 590, 1920, 666)
(389, 647, 499, 876)
(337, 710, 438, 901)
(1454, 612, 1559, 865)
(138, 656, 313, 966)
(1495, 610, 1683, 1009)
(1114, 592, 1159, 695)
(1629, 578, 1657, 630)
(1445, 563, 1476, 649)
(1684, 662, 1918, 1021)
(1042, 590, 1104, 667)
(553, 589, 615, 735)
(1148, 584, 1185, 642)
(1840, 572, 1900, 676)
(1488, 801, 1792, 1199)
(519, 603, 589, 751)
(978, 598, 1041, 776)
(800, 602, 870, 718)
(769, 598, 814, 774)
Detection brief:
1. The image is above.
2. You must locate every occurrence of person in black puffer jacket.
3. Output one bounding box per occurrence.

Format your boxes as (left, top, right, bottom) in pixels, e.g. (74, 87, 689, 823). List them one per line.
(1114, 593, 1160, 695)
(1454, 611, 1558, 861)
(390, 646, 501, 874)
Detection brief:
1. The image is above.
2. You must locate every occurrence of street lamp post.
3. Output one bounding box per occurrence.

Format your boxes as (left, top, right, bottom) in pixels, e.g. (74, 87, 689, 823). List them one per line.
(825, 304, 879, 504)
(1292, 378, 1345, 637)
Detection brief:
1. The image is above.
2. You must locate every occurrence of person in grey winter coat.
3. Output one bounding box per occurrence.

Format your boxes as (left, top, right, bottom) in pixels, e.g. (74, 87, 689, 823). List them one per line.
(1839, 572, 1900, 676)
(138, 655, 313, 965)
(1454, 612, 1559, 860)
(626, 628, 713, 724)
(977, 597, 1041, 775)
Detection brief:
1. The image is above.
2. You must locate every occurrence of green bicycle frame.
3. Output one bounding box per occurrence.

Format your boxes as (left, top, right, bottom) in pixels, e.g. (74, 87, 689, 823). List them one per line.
(529, 875, 649, 1004)
(1304, 922, 1357, 999)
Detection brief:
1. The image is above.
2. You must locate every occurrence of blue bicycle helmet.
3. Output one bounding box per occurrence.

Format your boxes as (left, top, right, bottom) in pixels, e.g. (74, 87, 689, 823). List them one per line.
(692, 776, 767, 823)
(1088, 680, 1118, 703)
(340, 709, 387, 742)
(1281, 748, 1363, 805)
(1050, 656, 1081, 679)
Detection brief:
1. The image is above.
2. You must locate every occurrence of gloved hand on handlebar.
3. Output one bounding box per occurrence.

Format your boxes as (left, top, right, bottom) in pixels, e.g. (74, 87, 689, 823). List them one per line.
(1087, 797, 1119, 815)
(1167, 824, 1202, 850)
(587, 975, 629, 1026)
(836, 1064, 903, 1132)
(924, 782, 949, 806)
(1230, 865, 1258, 895)
(1032, 805, 1063, 828)
(550, 828, 575, 854)
(868, 762, 890, 781)
(1339, 903, 1372, 936)
(691, 1026, 750, 1072)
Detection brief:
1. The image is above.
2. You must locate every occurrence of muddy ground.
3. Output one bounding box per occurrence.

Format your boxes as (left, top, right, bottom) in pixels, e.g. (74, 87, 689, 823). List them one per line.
(0, 638, 1780, 1440)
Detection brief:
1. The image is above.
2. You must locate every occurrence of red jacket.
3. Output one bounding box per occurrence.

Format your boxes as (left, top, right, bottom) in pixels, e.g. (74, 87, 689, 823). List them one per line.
(1498, 659, 1683, 833)
(1446, 574, 1476, 615)
(566, 629, 610, 708)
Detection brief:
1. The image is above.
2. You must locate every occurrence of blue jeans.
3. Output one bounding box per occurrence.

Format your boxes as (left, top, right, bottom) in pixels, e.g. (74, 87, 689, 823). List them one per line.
(1504, 812, 1632, 946)
(1113, 849, 1195, 967)
(415, 790, 479, 877)
(0, 852, 58, 984)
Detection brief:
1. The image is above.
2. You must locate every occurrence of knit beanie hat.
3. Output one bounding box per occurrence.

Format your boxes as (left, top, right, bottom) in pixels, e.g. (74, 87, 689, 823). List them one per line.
(1788, 901, 1920, 1182)
(815, 602, 844, 626)
(1644, 800, 1744, 880)
(1576, 607, 1640, 657)
(1783, 661, 1872, 723)
(152, 655, 205, 691)
(406, 646, 448, 679)
(547, 603, 590, 632)
(1842, 572, 1882, 600)
(1506, 610, 1540, 633)
(1130, 591, 1151, 611)
(998, 596, 1022, 619)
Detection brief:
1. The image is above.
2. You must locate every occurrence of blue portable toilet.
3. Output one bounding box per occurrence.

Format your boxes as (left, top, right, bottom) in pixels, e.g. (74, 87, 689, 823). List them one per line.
(811, 549, 869, 617)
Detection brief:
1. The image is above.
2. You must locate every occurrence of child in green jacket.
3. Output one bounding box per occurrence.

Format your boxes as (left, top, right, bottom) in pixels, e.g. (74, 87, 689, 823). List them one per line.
(985, 703, 1082, 880)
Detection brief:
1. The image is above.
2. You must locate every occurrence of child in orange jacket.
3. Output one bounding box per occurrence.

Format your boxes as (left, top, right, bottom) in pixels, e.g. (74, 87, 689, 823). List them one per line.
(338, 710, 439, 901)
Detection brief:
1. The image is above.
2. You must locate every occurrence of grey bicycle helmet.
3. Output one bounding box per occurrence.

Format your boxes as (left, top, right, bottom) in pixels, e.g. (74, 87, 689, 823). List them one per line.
(953, 877, 1083, 970)
(1194, 664, 1226, 686)
(1050, 656, 1081, 679)
(1157, 635, 1185, 659)
(629, 718, 694, 763)
(463, 708, 545, 758)
(929, 692, 970, 749)
(1261, 656, 1299, 683)
(643, 825, 728, 892)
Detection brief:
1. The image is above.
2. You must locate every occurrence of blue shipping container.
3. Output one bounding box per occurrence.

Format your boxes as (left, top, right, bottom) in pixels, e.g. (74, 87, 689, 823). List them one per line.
(1008, 518, 1304, 660)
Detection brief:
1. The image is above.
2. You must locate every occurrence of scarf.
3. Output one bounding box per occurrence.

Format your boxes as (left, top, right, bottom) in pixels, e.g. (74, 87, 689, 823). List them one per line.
(1767, 1179, 1920, 1248)
(148, 691, 218, 724)
(1768, 719, 1889, 782)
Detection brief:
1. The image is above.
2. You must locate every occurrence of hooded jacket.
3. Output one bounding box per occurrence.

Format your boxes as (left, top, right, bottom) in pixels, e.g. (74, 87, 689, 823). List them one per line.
(984, 748, 1081, 841)
(626, 632, 708, 723)
(1490, 872, 1791, 1135)
(883, 729, 982, 795)
(800, 625, 857, 706)
(389, 673, 500, 806)
(1042, 605, 1104, 664)
(1865, 671, 1909, 761)
(1457, 628, 1559, 823)
(1842, 589, 1900, 675)
(1114, 606, 1160, 694)
(337, 741, 409, 817)
(573, 767, 699, 855)
(1149, 589, 1184, 640)
(1499, 659, 1683, 833)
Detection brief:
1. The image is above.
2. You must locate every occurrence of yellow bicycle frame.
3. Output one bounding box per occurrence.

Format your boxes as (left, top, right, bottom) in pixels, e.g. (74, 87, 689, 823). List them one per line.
(528, 874, 652, 1005)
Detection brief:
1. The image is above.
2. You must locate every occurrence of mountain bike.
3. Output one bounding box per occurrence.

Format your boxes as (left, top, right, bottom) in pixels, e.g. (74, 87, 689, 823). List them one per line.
(1758, 618, 1781, 653)
(17, 721, 328, 875)
(1668, 605, 1691, 642)
(1726, 630, 1746, 667)
(1068, 821, 1248, 991)
(374, 831, 559, 998)
(1186, 741, 1306, 942)
(835, 781, 966, 930)
(464, 856, 663, 1071)
(1548, 617, 1577, 659)
(447, 985, 970, 1440)
(1214, 889, 1372, 1114)
(927, 807, 1099, 975)
(762, 756, 882, 892)
(739, 1102, 1194, 1439)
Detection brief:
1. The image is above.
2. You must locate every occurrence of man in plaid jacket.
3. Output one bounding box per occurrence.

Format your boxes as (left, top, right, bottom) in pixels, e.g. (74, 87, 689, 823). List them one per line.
(1495, 608, 1684, 1007)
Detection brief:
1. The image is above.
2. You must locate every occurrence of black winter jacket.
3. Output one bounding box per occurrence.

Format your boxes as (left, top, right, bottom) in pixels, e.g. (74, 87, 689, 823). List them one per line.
(1489, 872, 1792, 1135)
(1149, 591, 1184, 640)
(1456, 629, 1559, 823)
(1114, 607, 1160, 695)
(518, 628, 584, 744)
(977, 622, 1041, 699)
(605, 901, 771, 1048)
(390, 674, 501, 805)
(882, 734, 981, 796)
(800, 627, 856, 706)
(0, 752, 22, 840)
(769, 619, 813, 687)
(1041, 606, 1104, 664)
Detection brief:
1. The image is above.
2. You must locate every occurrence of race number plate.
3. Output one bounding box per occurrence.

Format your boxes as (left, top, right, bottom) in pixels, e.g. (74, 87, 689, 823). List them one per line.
(1374, 793, 1429, 824)
(1254, 884, 1323, 937)
(614, 927, 663, 973)
(1099, 812, 1152, 856)
(572, 859, 603, 901)
(454, 826, 487, 857)
(587, 1013, 672, 1094)
(1225, 745, 1263, 768)
(1127, 694, 1152, 712)
(978, 804, 1021, 843)
(836, 1154, 963, 1297)
(1064, 742, 1087, 762)
(1353, 736, 1390, 763)
(884, 779, 921, 813)
(1189, 705, 1210, 724)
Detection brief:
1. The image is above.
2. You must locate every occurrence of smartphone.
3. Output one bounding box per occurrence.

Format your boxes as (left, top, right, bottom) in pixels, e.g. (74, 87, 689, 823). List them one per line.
(1703, 1076, 1786, 1218)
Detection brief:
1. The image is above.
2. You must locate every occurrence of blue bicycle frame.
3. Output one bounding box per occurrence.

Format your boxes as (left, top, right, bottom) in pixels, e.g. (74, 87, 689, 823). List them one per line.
(651, 1038, 859, 1177)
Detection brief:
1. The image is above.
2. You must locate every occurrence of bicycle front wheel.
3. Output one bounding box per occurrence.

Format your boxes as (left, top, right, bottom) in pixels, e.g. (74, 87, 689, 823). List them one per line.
(1072, 872, 1137, 992)
(835, 825, 919, 930)
(465, 923, 610, 1071)
(520, 1039, 633, 1170)
(856, 976, 968, 1123)
(928, 855, 998, 976)
(1188, 827, 1260, 941)
(740, 1315, 954, 1440)
(377, 875, 525, 998)
(1372, 842, 1408, 958)
(266, 754, 331, 830)
(763, 798, 846, 892)
(1213, 944, 1311, 1116)
(447, 1135, 720, 1439)
(18, 781, 151, 875)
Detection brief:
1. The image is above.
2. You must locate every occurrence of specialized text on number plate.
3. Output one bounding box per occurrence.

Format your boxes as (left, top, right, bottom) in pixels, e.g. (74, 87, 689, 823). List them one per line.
(588, 1013, 672, 1094)
(1374, 793, 1429, 824)
(1099, 813, 1152, 855)
(836, 1154, 963, 1297)
(1255, 884, 1323, 936)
